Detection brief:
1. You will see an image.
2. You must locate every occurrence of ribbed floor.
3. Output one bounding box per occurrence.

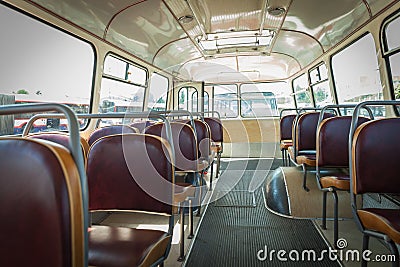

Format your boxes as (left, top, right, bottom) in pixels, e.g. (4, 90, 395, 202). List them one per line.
(185, 159, 339, 267)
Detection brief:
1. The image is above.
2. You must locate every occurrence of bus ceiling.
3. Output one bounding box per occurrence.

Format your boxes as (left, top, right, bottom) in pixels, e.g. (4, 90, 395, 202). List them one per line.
(12, 0, 397, 82)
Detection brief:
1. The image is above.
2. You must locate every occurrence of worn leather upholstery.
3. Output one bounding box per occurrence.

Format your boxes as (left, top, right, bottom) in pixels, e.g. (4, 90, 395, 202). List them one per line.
(295, 112, 335, 152)
(27, 132, 90, 160)
(0, 137, 84, 267)
(145, 122, 205, 172)
(352, 118, 400, 249)
(318, 116, 369, 167)
(352, 118, 400, 194)
(87, 133, 173, 266)
(204, 117, 223, 143)
(88, 125, 138, 146)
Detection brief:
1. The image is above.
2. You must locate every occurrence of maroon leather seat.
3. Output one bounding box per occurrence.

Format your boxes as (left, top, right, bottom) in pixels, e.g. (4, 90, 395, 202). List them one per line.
(316, 116, 369, 246)
(0, 137, 85, 267)
(27, 132, 90, 161)
(87, 134, 174, 266)
(280, 114, 296, 166)
(352, 118, 400, 265)
(88, 125, 138, 146)
(204, 117, 223, 178)
(293, 112, 335, 191)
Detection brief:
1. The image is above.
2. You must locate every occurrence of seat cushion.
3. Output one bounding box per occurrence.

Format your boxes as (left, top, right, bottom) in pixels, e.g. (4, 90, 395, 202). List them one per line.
(357, 208, 400, 244)
(320, 175, 350, 190)
(296, 154, 316, 166)
(280, 140, 293, 150)
(89, 225, 170, 267)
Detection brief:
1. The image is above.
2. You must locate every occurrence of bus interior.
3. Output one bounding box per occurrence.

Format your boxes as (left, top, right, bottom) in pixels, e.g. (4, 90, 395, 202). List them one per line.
(1, 0, 400, 266)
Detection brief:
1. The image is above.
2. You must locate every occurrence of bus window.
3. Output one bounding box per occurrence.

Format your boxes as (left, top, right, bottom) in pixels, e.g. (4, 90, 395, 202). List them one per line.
(147, 73, 168, 111)
(332, 33, 384, 116)
(0, 4, 94, 134)
(213, 85, 238, 118)
(309, 63, 333, 107)
(240, 82, 294, 117)
(100, 55, 146, 125)
(178, 86, 197, 112)
(383, 13, 400, 114)
(293, 74, 313, 108)
(204, 91, 209, 112)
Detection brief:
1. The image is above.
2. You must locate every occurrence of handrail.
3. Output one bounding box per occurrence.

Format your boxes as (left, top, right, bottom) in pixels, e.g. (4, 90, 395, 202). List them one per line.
(200, 111, 221, 119)
(348, 100, 400, 213)
(0, 103, 89, 267)
(292, 107, 325, 161)
(279, 108, 299, 119)
(316, 104, 374, 132)
(25, 112, 174, 162)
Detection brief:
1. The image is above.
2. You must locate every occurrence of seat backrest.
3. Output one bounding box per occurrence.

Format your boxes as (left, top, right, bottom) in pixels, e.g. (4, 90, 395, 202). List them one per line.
(130, 120, 156, 133)
(204, 117, 223, 143)
(317, 116, 369, 167)
(27, 132, 90, 160)
(145, 122, 198, 171)
(0, 138, 84, 267)
(295, 112, 335, 151)
(192, 119, 211, 159)
(87, 133, 173, 213)
(352, 118, 400, 194)
(88, 125, 138, 146)
(280, 114, 296, 141)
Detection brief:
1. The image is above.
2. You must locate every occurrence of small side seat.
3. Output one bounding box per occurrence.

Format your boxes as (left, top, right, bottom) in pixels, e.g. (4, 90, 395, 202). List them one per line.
(27, 132, 90, 163)
(0, 137, 85, 267)
(87, 125, 138, 146)
(351, 118, 400, 266)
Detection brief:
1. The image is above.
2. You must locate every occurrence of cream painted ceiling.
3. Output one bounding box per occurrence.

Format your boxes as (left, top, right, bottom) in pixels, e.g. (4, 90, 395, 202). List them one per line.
(25, 0, 397, 82)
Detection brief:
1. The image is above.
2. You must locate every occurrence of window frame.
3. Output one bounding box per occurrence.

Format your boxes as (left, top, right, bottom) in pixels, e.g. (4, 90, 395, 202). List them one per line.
(101, 53, 148, 112)
(147, 72, 169, 111)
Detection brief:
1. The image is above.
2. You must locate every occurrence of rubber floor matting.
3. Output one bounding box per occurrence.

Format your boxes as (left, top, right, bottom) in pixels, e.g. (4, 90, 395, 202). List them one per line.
(185, 159, 340, 267)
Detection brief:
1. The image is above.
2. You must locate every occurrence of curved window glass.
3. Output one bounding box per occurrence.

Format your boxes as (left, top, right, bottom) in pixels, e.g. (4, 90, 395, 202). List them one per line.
(0, 4, 94, 134)
(332, 34, 383, 116)
(147, 73, 168, 111)
(240, 82, 294, 117)
(293, 74, 313, 108)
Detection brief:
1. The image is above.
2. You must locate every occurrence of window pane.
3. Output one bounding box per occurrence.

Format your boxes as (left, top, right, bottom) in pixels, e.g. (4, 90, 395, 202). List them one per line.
(104, 56, 127, 79)
(192, 91, 198, 112)
(178, 88, 188, 110)
(312, 81, 333, 107)
(0, 5, 94, 134)
(127, 64, 147, 86)
(213, 85, 238, 118)
(310, 63, 328, 84)
(99, 78, 144, 124)
(147, 73, 168, 111)
(385, 15, 400, 51)
(332, 34, 383, 117)
(204, 92, 209, 112)
(104, 55, 147, 86)
(240, 82, 294, 117)
(390, 54, 400, 99)
(293, 74, 313, 108)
